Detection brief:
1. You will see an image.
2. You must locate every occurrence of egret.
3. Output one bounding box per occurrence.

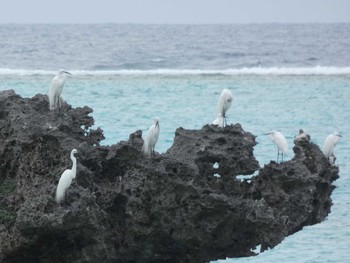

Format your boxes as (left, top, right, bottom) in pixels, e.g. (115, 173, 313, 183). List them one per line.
(322, 132, 342, 163)
(212, 89, 233, 127)
(55, 149, 78, 204)
(266, 131, 288, 163)
(48, 69, 72, 111)
(142, 117, 160, 158)
(212, 114, 224, 127)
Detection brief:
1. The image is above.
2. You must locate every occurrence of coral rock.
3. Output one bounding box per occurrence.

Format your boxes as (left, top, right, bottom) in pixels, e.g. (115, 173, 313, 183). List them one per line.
(0, 90, 338, 263)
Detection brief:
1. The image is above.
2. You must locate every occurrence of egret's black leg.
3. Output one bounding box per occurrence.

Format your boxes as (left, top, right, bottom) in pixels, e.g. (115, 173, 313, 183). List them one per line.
(277, 150, 280, 163)
(61, 189, 69, 207)
(58, 100, 61, 115)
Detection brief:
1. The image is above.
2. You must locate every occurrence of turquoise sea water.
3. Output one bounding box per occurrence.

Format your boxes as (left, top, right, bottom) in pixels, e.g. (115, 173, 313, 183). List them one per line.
(0, 23, 350, 262)
(2, 72, 349, 262)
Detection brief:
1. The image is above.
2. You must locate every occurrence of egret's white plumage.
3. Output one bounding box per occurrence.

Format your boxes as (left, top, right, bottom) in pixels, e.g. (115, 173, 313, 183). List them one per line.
(48, 69, 72, 111)
(142, 117, 160, 157)
(55, 149, 78, 204)
(323, 132, 342, 162)
(212, 114, 224, 127)
(266, 131, 288, 162)
(212, 89, 233, 127)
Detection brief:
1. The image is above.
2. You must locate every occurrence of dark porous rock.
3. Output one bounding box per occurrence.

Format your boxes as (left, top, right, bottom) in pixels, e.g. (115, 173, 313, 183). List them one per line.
(165, 124, 259, 179)
(0, 90, 339, 263)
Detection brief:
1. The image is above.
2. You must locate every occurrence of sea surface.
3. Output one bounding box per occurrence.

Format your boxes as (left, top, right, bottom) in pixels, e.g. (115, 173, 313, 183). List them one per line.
(0, 23, 349, 262)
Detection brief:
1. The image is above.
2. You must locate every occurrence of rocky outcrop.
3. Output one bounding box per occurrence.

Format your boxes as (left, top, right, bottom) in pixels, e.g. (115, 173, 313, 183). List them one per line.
(0, 90, 339, 262)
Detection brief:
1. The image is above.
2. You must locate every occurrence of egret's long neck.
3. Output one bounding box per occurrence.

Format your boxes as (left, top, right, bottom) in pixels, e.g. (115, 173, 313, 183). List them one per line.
(71, 153, 77, 178)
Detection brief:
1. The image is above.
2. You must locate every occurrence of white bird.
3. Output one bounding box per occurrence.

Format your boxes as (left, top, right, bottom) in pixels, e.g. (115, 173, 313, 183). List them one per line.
(55, 149, 78, 204)
(266, 131, 288, 163)
(212, 89, 233, 127)
(212, 114, 225, 127)
(142, 117, 160, 158)
(323, 132, 342, 163)
(48, 69, 72, 111)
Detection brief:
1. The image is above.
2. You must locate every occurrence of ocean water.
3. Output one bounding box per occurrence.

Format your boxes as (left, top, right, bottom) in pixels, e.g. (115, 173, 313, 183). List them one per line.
(0, 24, 350, 262)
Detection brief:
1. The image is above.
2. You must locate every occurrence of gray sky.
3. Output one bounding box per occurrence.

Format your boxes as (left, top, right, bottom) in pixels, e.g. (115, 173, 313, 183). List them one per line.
(1, 0, 349, 24)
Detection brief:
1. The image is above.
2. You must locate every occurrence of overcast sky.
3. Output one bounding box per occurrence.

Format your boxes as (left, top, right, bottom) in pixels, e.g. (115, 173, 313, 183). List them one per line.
(1, 0, 349, 24)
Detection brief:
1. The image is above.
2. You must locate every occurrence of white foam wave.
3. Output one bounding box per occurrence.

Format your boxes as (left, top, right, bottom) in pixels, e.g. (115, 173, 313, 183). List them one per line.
(0, 66, 350, 76)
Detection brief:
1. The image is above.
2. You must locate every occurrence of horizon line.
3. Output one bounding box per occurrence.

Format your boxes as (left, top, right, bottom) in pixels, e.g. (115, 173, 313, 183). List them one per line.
(0, 21, 350, 26)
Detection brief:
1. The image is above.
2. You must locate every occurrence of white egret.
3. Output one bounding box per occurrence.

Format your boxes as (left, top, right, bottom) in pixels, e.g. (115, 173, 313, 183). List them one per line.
(212, 89, 233, 127)
(55, 149, 78, 204)
(142, 117, 160, 158)
(212, 114, 225, 128)
(266, 131, 288, 163)
(322, 132, 342, 163)
(48, 69, 72, 111)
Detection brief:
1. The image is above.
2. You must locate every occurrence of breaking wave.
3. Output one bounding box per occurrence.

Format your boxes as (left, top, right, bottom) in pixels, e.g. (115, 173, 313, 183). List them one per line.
(0, 66, 350, 76)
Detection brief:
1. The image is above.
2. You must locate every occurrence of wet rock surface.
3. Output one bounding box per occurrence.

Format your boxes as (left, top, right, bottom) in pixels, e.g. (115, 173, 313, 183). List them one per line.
(0, 90, 339, 262)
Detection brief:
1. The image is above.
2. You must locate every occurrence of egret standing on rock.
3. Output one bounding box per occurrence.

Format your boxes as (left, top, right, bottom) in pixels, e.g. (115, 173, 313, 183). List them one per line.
(323, 132, 342, 163)
(55, 149, 78, 204)
(142, 117, 160, 158)
(212, 89, 233, 127)
(48, 69, 72, 111)
(266, 131, 288, 163)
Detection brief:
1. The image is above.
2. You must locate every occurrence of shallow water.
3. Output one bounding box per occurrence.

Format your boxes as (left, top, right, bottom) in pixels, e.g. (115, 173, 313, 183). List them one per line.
(2, 73, 350, 262)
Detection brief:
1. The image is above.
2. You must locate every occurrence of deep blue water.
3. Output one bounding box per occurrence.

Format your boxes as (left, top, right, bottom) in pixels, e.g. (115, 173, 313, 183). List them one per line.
(1, 24, 350, 70)
(0, 24, 349, 262)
